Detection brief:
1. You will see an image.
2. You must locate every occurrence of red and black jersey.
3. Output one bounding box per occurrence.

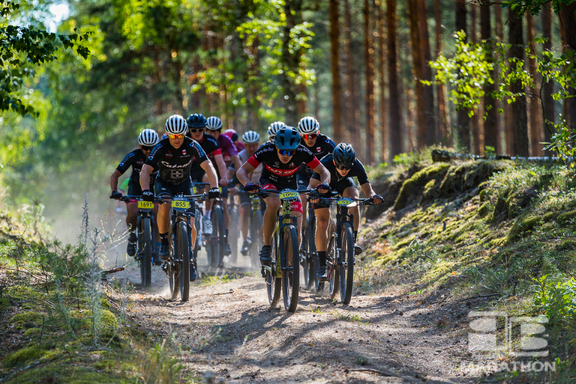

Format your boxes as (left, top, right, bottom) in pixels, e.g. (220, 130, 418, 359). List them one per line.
(116, 148, 158, 189)
(297, 134, 336, 176)
(247, 141, 320, 185)
(145, 137, 208, 185)
(192, 133, 221, 163)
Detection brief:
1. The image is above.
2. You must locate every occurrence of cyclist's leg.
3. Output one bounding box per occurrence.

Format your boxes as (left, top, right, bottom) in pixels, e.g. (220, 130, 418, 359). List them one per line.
(239, 193, 250, 240)
(202, 173, 213, 213)
(262, 196, 280, 246)
(156, 178, 174, 258)
(126, 202, 138, 231)
(314, 208, 330, 253)
(297, 173, 310, 226)
(341, 178, 362, 254)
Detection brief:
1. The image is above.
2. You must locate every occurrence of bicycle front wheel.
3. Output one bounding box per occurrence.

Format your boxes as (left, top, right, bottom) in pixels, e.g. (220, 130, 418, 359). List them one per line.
(282, 224, 300, 312)
(339, 222, 355, 304)
(177, 221, 190, 302)
(141, 217, 152, 287)
(265, 232, 281, 307)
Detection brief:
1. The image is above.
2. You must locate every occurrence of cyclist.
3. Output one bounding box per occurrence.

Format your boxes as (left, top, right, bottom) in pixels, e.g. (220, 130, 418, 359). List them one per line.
(140, 115, 220, 281)
(227, 130, 263, 256)
(309, 143, 383, 280)
(236, 127, 331, 265)
(296, 116, 336, 225)
(186, 113, 228, 236)
(224, 128, 245, 153)
(205, 116, 242, 256)
(110, 129, 160, 262)
(267, 121, 285, 143)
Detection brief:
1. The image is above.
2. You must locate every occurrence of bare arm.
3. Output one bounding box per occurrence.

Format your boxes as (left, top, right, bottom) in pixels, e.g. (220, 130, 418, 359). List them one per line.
(110, 170, 122, 191)
(140, 165, 153, 191)
(200, 160, 219, 189)
(360, 182, 376, 198)
(231, 154, 242, 171)
(213, 153, 229, 186)
(237, 162, 256, 186)
(312, 163, 331, 185)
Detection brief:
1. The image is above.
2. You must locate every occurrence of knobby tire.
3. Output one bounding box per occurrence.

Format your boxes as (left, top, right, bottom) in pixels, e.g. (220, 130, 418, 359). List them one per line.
(339, 222, 355, 304)
(177, 221, 190, 302)
(282, 224, 300, 312)
(142, 217, 152, 287)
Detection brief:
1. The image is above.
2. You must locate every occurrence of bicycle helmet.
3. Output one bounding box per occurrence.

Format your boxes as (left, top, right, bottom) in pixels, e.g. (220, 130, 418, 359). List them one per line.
(275, 126, 300, 150)
(206, 116, 223, 130)
(138, 129, 160, 146)
(164, 115, 188, 135)
(224, 128, 239, 142)
(333, 143, 356, 169)
(242, 131, 260, 144)
(297, 116, 320, 134)
(186, 113, 207, 128)
(267, 121, 286, 138)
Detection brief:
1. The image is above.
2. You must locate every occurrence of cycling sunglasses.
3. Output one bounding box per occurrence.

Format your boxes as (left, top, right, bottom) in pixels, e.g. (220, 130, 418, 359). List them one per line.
(278, 149, 295, 156)
(141, 145, 154, 151)
(189, 128, 204, 133)
(335, 164, 352, 170)
(301, 133, 318, 140)
(169, 134, 184, 139)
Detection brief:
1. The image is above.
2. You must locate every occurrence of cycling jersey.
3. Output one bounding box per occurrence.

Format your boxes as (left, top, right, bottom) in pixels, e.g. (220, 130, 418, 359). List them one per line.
(194, 133, 222, 162)
(297, 134, 336, 176)
(116, 148, 158, 189)
(247, 142, 320, 188)
(145, 137, 208, 185)
(234, 141, 245, 152)
(312, 154, 369, 186)
(216, 134, 238, 167)
(229, 149, 262, 183)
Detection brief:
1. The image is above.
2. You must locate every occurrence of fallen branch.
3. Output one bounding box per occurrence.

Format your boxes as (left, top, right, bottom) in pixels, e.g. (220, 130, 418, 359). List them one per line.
(0, 361, 40, 382)
(348, 368, 396, 377)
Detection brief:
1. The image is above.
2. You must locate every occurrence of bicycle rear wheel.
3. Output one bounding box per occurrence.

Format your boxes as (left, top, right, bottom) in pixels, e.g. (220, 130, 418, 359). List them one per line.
(265, 232, 281, 307)
(141, 218, 152, 287)
(250, 208, 263, 269)
(327, 219, 339, 299)
(177, 221, 190, 302)
(282, 224, 300, 312)
(209, 204, 225, 269)
(339, 222, 355, 304)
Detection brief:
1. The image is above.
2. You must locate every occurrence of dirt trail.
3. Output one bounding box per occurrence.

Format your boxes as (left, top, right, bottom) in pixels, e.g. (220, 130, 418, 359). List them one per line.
(109, 250, 476, 384)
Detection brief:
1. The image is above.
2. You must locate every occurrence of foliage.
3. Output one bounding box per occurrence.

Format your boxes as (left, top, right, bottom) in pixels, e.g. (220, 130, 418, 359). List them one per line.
(543, 116, 576, 160)
(503, 0, 576, 15)
(534, 275, 576, 324)
(0, 0, 90, 116)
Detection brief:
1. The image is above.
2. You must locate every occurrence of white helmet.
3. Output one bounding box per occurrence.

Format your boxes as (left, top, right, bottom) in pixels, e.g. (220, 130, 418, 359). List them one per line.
(138, 129, 160, 146)
(242, 131, 260, 144)
(164, 115, 188, 135)
(267, 121, 286, 138)
(297, 116, 320, 134)
(206, 116, 223, 130)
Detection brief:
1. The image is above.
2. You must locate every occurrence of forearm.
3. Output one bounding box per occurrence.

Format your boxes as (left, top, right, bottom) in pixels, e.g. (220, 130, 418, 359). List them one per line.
(140, 167, 151, 191)
(202, 161, 219, 189)
(232, 155, 242, 171)
(110, 171, 121, 191)
(237, 169, 250, 186)
(360, 182, 375, 198)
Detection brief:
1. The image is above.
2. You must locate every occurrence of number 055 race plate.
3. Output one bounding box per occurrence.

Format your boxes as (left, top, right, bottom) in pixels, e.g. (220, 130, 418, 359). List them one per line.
(171, 199, 190, 210)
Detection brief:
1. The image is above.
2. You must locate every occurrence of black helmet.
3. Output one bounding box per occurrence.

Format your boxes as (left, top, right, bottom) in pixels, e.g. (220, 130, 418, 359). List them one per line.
(186, 113, 207, 128)
(275, 127, 300, 150)
(333, 143, 356, 169)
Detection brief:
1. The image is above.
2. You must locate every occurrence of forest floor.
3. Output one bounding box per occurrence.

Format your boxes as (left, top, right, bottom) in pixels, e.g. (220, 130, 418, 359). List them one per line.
(108, 247, 481, 384)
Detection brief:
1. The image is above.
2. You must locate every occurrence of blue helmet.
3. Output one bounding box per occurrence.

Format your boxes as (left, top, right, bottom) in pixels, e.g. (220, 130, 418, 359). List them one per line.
(275, 126, 300, 150)
(333, 143, 356, 169)
(186, 113, 207, 128)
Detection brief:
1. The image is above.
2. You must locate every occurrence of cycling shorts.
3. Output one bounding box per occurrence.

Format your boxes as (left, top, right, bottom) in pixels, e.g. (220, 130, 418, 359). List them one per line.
(296, 172, 311, 191)
(261, 179, 302, 214)
(155, 178, 192, 198)
(313, 177, 357, 210)
(126, 181, 143, 203)
(239, 191, 251, 206)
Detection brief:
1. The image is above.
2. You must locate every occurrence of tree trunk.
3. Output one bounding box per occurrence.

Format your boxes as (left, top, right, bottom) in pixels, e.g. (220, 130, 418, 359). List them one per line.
(281, 0, 302, 122)
(480, 0, 497, 154)
(526, 13, 543, 156)
(386, 0, 402, 161)
(541, 3, 554, 154)
(378, 0, 387, 162)
(560, 2, 576, 129)
(495, 2, 505, 155)
(470, 4, 482, 155)
(343, 0, 359, 152)
(509, 7, 529, 157)
(434, 0, 449, 145)
(330, 0, 343, 143)
(559, 16, 570, 129)
(455, 0, 470, 152)
(364, 0, 375, 164)
(407, 0, 426, 150)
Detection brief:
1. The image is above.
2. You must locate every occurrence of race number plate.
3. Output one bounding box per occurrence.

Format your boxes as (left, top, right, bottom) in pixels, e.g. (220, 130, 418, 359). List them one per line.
(279, 190, 299, 200)
(171, 198, 190, 210)
(138, 201, 154, 209)
(192, 187, 197, 194)
(337, 197, 354, 206)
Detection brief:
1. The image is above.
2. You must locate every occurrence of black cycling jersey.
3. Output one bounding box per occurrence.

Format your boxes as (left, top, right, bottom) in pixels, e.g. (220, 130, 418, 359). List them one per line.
(116, 149, 158, 189)
(145, 137, 208, 185)
(247, 141, 321, 186)
(297, 134, 336, 176)
(312, 154, 369, 187)
(193, 133, 221, 163)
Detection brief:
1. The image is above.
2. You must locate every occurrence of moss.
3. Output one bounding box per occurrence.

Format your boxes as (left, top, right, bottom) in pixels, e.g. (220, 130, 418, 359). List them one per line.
(0, 297, 9, 311)
(557, 209, 576, 225)
(542, 211, 558, 222)
(5, 363, 124, 384)
(4, 346, 46, 367)
(477, 202, 491, 218)
(489, 236, 507, 247)
(11, 311, 43, 329)
(94, 359, 118, 372)
(393, 237, 416, 250)
(423, 180, 436, 199)
(507, 215, 542, 242)
(23, 327, 41, 337)
(479, 189, 488, 202)
(100, 298, 111, 309)
(394, 163, 450, 210)
(556, 239, 576, 251)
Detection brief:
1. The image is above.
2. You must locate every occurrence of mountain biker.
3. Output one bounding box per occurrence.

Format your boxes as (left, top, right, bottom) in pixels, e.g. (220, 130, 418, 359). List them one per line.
(309, 143, 383, 281)
(186, 113, 228, 237)
(227, 131, 263, 256)
(224, 128, 245, 153)
(296, 116, 336, 226)
(267, 121, 285, 143)
(236, 127, 331, 266)
(110, 129, 160, 261)
(205, 116, 243, 257)
(140, 115, 220, 281)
